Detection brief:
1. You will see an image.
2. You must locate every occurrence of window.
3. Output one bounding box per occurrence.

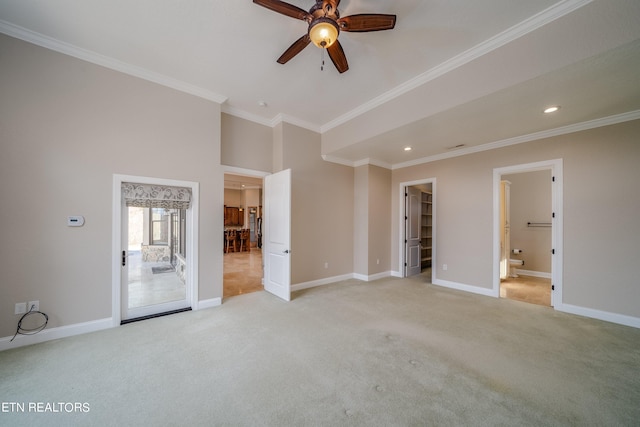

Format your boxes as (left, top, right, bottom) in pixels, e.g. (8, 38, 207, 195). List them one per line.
(150, 208, 170, 245)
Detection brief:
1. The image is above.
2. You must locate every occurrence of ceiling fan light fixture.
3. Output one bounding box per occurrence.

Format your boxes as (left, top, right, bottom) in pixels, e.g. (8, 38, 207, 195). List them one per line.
(309, 18, 339, 48)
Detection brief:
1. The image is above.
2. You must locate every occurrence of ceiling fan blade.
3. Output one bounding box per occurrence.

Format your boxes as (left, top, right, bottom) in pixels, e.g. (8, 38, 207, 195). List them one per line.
(277, 34, 311, 64)
(253, 0, 311, 21)
(327, 40, 349, 73)
(338, 14, 396, 32)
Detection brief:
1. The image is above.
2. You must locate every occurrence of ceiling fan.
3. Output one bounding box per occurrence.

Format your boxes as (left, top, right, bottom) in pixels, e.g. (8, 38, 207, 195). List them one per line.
(253, 0, 396, 73)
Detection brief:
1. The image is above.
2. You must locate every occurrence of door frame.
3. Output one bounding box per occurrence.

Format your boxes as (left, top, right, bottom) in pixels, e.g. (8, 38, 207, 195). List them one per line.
(492, 159, 563, 307)
(112, 174, 199, 326)
(398, 178, 437, 280)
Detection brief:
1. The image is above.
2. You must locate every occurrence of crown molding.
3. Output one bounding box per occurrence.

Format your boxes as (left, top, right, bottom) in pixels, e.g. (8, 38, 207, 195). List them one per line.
(319, 0, 594, 134)
(271, 114, 322, 133)
(0, 19, 228, 105)
(322, 109, 640, 170)
(221, 105, 274, 127)
(390, 109, 640, 170)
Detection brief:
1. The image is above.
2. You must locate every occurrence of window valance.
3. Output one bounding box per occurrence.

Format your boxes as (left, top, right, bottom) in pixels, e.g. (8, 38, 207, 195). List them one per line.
(122, 182, 192, 209)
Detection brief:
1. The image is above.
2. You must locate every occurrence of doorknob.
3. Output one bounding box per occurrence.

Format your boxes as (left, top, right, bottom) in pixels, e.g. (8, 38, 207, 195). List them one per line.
(283, 250, 290, 254)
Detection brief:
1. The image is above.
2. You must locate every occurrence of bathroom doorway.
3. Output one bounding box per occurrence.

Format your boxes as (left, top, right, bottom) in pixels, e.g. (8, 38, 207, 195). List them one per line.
(494, 160, 563, 308)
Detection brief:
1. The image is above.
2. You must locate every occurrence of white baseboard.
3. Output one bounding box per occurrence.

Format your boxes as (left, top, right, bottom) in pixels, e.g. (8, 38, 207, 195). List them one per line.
(353, 271, 392, 282)
(432, 278, 498, 298)
(291, 273, 355, 292)
(556, 303, 640, 329)
(196, 298, 222, 310)
(391, 270, 403, 278)
(0, 317, 113, 351)
(514, 269, 552, 279)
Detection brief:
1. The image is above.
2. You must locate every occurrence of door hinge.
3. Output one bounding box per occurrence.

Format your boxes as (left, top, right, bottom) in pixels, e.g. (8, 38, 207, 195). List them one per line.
(552, 284, 555, 291)
(552, 249, 555, 255)
(405, 239, 407, 244)
(404, 262, 407, 267)
(122, 250, 126, 267)
(552, 176, 555, 182)
(552, 212, 555, 218)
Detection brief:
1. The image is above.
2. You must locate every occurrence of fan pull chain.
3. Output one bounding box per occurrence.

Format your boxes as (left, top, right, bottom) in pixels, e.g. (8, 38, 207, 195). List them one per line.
(321, 48, 325, 71)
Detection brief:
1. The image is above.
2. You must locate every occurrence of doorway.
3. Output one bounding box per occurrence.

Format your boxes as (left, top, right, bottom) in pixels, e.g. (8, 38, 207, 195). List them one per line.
(223, 168, 268, 299)
(112, 175, 199, 324)
(400, 178, 436, 282)
(493, 160, 563, 308)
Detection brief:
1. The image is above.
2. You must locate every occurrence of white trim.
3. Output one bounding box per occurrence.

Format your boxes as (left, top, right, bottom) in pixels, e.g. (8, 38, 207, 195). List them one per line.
(492, 159, 563, 307)
(291, 274, 354, 292)
(432, 279, 497, 298)
(0, 318, 112, 351)
(196, 298, 222, 311)
(321, 154, 357, 168)
(222, 165, 270, 177)
(514, 269, 552, 279)
(112, 174, 199, 324)
(391, 110, 640, 170)
(272, 113, 321, 134)
(0, 0, 589, 134)
(0, 20, 227, 105)
(322, 110, 640, 170)
(556, 304, 640, 329)
(353, 271, 392, 282)
(221, 105, 274, 128)
(320, 0, 593, 133)
(397, 178, 437, 281)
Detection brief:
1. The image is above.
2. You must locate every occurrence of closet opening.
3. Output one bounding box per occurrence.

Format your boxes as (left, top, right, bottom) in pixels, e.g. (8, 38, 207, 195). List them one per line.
(400, 178, 436, 283)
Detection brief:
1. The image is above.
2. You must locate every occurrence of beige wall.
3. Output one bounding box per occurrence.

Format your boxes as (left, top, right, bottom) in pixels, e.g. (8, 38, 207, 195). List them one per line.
(0, 34, 224, 337)
(503, 170, 552, 274)
(353, 165, 391, 277)
(368, 166, 392, 274)
(221, 113, 272, 173)
(280, 123, 354, 284)
(353, 166, 369, 275)
(392, 120, 640, 318)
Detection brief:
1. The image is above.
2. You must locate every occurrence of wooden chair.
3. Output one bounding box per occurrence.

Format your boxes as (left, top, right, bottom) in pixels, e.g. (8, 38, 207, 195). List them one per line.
(239, 229, 250, 252)
(225, 230, 237, 253)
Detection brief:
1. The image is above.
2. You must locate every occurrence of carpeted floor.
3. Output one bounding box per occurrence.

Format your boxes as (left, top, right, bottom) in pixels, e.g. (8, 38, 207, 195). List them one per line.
(1, 276, 639, 426)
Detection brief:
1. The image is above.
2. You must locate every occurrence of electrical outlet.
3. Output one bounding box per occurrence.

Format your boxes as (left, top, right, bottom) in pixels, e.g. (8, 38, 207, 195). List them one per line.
(376, 259, 380, 265)
(443, 264, 448, 271)
(15, 302, 27, 315)
(28, 300, 39, 312)
(324, 262, 329, 269)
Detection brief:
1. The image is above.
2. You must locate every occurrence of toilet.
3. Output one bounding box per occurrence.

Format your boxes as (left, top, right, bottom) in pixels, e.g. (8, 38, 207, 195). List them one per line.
(509, 259, 524, 278)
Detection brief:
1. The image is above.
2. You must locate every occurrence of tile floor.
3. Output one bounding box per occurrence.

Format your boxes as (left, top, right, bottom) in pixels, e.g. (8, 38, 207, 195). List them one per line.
(500, 274, 551, 306)
(127, 250, 186, 308)
(223, 248, 264, 298)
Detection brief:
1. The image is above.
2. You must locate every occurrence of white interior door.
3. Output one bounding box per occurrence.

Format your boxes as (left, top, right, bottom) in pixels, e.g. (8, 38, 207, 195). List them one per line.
(405, 186, 422, 277)
(263, 169, 291, 301)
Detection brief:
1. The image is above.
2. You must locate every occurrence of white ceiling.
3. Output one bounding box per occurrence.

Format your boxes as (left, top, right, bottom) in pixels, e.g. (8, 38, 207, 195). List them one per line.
(1, 0, 639, 169)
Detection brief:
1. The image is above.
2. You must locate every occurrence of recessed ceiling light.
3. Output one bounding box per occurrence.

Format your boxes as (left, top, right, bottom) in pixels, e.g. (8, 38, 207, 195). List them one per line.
(404, 146, 412, 151)
(544, 106, 560, 114)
